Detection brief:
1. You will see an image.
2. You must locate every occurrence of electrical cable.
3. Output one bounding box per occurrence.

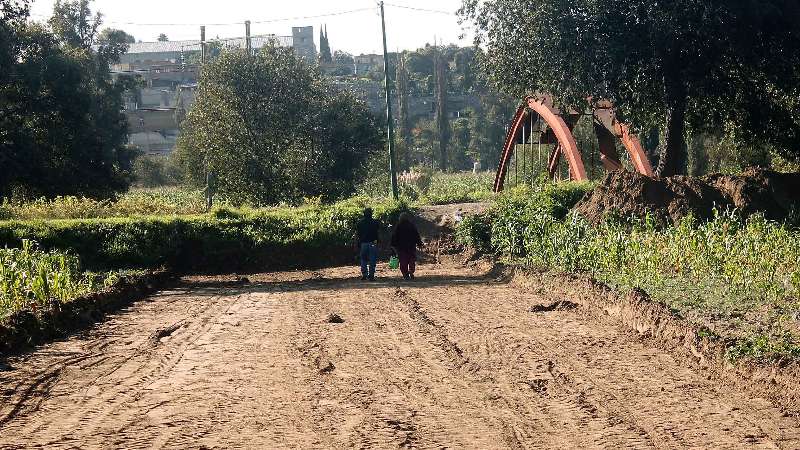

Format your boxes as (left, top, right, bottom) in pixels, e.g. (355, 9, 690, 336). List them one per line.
(383, 3, 456, 16)
(31, 7, 376, 28)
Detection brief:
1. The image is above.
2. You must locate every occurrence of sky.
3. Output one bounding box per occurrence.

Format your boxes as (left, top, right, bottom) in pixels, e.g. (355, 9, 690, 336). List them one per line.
(28, 0, 474, 55)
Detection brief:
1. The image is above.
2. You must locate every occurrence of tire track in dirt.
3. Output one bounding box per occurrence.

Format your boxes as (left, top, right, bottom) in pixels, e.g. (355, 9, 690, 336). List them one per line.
(393, 284, 657, 449)
(1, 264, 799, 449)
(0, 289, 243, 448)
(406, 269, 800, 449)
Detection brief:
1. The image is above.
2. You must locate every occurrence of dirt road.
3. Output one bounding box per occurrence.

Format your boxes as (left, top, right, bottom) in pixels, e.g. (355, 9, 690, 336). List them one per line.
(2, 263, 799, 449)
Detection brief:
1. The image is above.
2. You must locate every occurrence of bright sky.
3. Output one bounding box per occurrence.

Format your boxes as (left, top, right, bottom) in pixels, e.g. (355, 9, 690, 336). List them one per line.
(29, 0, 473, 54)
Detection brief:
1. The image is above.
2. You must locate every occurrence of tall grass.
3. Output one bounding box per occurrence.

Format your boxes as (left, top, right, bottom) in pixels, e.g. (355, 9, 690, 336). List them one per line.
(0, 187, 217, 221)
(361, 169, 496, 205)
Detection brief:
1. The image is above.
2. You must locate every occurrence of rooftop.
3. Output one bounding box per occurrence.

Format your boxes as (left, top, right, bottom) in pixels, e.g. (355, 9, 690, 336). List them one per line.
(124, 35, 294, 54)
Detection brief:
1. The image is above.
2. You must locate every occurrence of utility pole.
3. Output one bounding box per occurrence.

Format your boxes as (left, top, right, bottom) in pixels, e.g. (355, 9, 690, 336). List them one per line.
(245, 21, 252, 55)
(200, 26, 207, 64)
(200, 26, 213, 211)
(380, 1, 399, 200)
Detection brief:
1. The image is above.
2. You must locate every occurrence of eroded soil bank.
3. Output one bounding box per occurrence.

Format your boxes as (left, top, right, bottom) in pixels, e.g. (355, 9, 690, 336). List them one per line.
(1, 263, 799, 449)
(576, 167, 800, 224)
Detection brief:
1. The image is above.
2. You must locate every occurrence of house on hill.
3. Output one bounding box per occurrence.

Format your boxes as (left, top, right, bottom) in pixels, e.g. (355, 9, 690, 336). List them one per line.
(116, 27, 317, 155)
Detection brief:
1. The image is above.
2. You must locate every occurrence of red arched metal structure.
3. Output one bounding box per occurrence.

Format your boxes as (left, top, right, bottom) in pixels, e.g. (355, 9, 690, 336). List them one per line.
(494, 95, 654, 192)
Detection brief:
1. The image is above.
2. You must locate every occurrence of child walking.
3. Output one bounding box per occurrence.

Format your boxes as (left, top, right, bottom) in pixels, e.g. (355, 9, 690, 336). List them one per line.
(390, 213, 423, 280)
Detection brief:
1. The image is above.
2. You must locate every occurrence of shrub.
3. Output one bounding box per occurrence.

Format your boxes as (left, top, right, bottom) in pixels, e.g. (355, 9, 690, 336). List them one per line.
(0, 197, 407, 273)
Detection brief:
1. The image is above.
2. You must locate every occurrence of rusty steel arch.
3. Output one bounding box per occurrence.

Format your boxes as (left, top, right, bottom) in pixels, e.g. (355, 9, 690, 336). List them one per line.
(494, 95, 654, 193)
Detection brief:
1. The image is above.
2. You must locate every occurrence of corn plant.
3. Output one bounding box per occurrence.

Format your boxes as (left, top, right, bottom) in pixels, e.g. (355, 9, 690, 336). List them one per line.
(0, 241, 97, 319)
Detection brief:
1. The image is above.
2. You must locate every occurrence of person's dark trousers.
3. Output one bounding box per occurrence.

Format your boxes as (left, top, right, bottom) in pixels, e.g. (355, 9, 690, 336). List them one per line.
(360, 243, 378, 279)
(398, 249, 416, 278)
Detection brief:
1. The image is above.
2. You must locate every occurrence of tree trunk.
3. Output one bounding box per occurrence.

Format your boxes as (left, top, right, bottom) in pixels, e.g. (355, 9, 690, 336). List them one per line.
(434, 50, 449, 172)
(688, 133, 708, 177)
(656, 97, 688, 177)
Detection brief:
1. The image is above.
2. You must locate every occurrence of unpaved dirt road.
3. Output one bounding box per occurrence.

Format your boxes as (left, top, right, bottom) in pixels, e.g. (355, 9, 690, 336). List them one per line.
(2, 263, 799, 449)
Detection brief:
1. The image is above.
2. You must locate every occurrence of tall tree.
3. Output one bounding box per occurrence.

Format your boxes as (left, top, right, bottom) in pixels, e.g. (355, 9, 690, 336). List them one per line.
(396, 52, 412, 171)
(318, 25, 332, 64)
(49, 0, 100, 49)
(1, 0, 136, 199)
(434, 47, 450, 171)
(176, 45, 382, 205)
(461, 0, 800, 176)
(157, 33, 168, 42)
(98, 28, 135, 44)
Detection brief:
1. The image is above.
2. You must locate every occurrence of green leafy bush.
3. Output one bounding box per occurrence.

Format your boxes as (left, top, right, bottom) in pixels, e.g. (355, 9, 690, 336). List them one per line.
(422, 172, 496, 205)
(0, 197, 407, 272)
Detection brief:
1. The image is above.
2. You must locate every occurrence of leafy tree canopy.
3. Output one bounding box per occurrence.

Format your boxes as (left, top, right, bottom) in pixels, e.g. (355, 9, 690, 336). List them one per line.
(460, 0, 800, 175)
(176, 45, 383, 205)
(0, 0, 137, 199)
(333, 50, 354, 66)
(97, 28, 135, 44)
(157, 33, 168, 42)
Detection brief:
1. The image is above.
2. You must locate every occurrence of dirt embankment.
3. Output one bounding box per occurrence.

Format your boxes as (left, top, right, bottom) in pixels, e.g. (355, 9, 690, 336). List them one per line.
(575, 167, 800, 224)
(0, 271, 173, 358)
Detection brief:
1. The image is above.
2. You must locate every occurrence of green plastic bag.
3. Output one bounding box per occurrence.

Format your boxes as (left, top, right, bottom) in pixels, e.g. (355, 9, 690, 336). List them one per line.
(389, 256, 400, 270)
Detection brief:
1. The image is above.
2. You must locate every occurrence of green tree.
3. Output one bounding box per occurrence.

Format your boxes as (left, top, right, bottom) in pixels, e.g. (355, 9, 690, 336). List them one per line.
(396, 52, 412, 171)
(318, 26, 332, 64)
(97, 28, 135, 44)
(461, 0, 800, 176)
(333, 50, 353, 66)
(176, 45, 382, 205)
(452, 117, 473, 169)
(434, 48, 450, 171)
(49, 0, 100, 49)
(0, 0, 136, 199)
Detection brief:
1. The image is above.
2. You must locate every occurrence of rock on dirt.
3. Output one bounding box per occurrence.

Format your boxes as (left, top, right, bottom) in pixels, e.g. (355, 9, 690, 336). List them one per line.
(327, 313, 345, 324)
(575, 167, 800, 224)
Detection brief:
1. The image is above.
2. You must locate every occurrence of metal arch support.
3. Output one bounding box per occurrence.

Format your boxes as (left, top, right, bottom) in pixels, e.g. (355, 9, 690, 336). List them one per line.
(593, 121, 624, 171)
(493, 104, 529, 192)
(494, 98, 589, 192)
(526, 96, 588, 182)
(615, 122, 654, 176)
(592, 105, 654, 177)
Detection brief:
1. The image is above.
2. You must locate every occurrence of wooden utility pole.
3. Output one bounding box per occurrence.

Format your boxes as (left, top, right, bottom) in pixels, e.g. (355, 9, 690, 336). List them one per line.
(245, 21, 252, 55)
(379, 1, 399, 200)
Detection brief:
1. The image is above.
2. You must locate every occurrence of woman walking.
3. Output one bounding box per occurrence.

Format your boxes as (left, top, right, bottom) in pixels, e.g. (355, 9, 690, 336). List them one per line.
(391, 213, 423, 280)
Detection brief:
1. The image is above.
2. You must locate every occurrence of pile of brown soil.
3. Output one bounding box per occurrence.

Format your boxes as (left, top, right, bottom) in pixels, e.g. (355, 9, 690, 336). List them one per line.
(575, 168, 800, 225)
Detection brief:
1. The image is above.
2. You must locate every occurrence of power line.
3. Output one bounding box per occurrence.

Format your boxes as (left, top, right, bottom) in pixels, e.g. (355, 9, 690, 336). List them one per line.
(31, 7, 376, 28)
(383, 3, 456, 16)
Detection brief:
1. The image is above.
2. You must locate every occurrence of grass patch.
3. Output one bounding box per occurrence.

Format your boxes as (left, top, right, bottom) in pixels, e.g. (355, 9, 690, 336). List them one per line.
(0, 187, 217, 220)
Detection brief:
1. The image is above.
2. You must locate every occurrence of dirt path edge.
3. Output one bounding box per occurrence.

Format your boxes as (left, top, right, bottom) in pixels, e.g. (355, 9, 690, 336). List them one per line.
(0, 270, 175, 358)
(491, 263, 800, 415)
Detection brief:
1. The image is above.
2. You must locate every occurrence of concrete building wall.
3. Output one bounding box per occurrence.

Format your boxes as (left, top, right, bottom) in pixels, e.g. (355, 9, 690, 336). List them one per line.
(292, 27, 317, 63)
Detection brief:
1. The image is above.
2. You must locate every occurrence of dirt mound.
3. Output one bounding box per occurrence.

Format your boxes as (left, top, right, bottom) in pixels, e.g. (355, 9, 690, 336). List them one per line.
(575, 168, 800, 225)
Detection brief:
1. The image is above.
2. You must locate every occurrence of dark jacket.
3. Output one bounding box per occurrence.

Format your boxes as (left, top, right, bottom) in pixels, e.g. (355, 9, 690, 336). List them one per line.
(357, 217, 380, 244)
(391, 221, 423, 252)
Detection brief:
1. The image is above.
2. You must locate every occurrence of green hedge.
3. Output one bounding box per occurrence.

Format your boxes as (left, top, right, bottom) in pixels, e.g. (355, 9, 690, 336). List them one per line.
(0, 198, 407, 272)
